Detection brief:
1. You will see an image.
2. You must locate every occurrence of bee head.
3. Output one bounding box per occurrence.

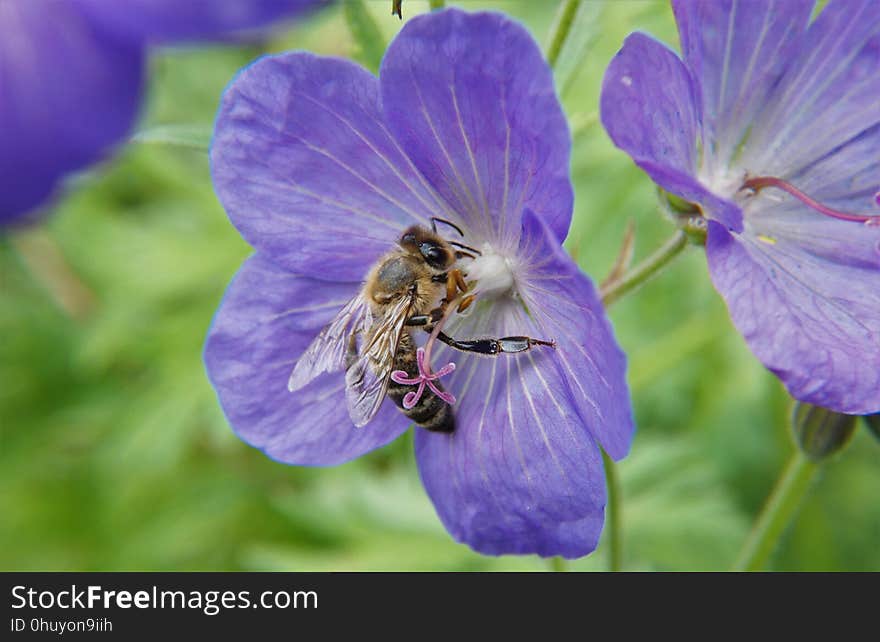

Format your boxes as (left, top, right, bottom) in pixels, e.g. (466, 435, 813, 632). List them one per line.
(398, 226, 455, 270)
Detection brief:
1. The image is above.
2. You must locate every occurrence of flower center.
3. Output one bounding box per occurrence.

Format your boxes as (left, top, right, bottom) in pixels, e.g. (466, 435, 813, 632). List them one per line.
(463, 244, 516, 299)
(739, 176, 880, 227)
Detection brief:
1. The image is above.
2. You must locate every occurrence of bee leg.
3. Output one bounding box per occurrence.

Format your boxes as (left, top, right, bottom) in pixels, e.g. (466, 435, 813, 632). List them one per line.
(433, 331, 555, 355)
(405, 308, 445, 327)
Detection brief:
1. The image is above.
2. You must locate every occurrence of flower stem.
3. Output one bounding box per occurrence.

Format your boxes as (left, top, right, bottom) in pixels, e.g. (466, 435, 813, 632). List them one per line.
(602, 449, 622, 572)
(10, 229, 95, 321)
(343, 0, 385, 73)
(428, 0, 445, 9)
(549, 557, 569, 572)
(731, 452, 819, 572)
(546, 0, 581, 69)
(600, 230, 688, 307)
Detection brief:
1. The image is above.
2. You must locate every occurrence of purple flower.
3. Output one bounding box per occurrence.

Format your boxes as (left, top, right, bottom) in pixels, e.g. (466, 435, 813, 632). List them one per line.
(0, 0, 326, 226)
(205, 9, 634, 558)
(600, 0, 880, 415)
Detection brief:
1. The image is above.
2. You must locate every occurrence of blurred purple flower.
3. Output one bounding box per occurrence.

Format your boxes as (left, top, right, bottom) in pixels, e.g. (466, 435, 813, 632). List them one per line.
(205, 9, 634, 558)
(601, 0, 880, 415)
(0, 0, 326, 226)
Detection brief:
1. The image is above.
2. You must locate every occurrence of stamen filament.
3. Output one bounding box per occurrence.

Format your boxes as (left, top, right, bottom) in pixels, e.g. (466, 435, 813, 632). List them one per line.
(742, 176, 880, 226)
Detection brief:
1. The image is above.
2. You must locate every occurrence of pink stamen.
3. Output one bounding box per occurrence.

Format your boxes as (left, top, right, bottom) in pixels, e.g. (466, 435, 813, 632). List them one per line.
(390, 348, 456, 410)
(742, 176, 880, 226)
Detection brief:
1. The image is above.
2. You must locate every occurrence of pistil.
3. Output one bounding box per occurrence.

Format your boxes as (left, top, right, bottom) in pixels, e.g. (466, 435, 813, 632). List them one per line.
(741, 176, 880, 226)
(390, 348, 456, 409)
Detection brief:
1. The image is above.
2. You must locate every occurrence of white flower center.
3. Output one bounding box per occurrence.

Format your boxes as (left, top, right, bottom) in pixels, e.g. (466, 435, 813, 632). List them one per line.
(463, 243, 515, 300)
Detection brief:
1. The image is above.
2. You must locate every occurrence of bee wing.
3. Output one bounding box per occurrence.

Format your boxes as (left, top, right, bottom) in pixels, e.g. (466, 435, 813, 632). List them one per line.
(344, 293, 414, 427)
(288, 294, 373, 392)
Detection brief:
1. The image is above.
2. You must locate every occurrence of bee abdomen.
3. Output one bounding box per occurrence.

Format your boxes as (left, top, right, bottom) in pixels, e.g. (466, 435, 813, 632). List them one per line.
(388, 342, 455, 433)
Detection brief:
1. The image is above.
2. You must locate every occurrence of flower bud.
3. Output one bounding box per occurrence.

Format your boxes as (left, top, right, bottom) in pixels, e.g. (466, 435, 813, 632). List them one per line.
(864, 413, 880, 442)
(791, 402, 858, 461)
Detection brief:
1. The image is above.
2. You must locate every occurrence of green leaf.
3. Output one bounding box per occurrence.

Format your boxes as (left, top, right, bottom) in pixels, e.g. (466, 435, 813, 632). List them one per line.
(343, 0, 386, 74)
(130, 124, 213, 152)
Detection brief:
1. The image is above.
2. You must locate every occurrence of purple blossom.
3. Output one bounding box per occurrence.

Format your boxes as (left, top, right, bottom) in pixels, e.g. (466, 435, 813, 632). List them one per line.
(600, 0, 880, 415)
(205, 9, 634, 558)
(0, 0, 326, 226)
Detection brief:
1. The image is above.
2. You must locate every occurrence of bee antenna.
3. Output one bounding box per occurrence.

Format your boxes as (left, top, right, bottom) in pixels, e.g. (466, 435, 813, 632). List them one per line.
(430, 217, 465, 237)
(448, 240, 482, 256)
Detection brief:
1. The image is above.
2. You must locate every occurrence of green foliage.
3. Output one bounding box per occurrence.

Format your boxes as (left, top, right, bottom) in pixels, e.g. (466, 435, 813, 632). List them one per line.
(343, 0, 387, 72)
(1, 0, 877, 572)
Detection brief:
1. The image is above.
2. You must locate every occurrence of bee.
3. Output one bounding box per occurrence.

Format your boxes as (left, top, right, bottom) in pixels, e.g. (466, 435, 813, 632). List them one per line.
(288, 218, 555, 433)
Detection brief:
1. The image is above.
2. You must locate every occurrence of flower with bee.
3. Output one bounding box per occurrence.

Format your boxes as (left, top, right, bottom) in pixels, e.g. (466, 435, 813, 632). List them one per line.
(205, 9, 634, 558)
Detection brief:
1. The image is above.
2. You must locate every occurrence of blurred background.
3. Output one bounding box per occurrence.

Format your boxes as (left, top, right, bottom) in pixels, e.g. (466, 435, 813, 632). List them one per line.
(2, 0, 877, 571)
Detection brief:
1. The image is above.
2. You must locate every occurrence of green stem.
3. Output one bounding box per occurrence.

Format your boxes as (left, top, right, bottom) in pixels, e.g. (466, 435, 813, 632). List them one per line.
(602, 449, 622, 572)
(600, 230, 688, 307)
(546, 0, 581, 69)
(10, 229, 95, 321)
(731, 452, 819, 571)
(428, 0, 445, 9)
(343, 0, 385, 73)
(549, 557, 569, 572)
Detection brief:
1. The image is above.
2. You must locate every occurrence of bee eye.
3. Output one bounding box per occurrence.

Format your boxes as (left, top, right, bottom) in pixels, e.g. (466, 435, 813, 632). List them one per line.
(420, 243, 446, 266)
(401, 233, 416, 244)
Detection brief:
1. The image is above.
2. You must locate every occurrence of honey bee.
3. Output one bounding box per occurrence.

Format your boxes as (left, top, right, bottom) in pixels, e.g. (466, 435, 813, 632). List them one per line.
(288, 218, 554, 432)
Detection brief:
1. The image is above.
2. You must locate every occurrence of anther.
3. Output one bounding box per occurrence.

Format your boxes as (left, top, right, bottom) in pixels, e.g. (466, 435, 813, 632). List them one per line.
(741, 176, 880, 226)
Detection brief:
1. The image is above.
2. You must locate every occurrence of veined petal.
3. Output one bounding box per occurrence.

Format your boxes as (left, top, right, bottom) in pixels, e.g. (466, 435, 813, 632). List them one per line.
(70, 0, 327, 43)
(211, 53, 447, 281)
(0, 0, 143, 225)
(744, 0, 880, 177)
(415, 297, 607, 558)
(672, 0, 813, 169)
(706, 221, 880, 414)
(414, 211, 632, 557)
(517, 209, 634, 460)
(600, 32, 743, 231)
(380, 9, 573, 248)
(204, 255, 408, 465)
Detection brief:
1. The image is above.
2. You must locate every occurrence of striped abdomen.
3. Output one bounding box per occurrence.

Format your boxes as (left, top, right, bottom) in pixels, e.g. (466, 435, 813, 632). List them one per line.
(387, 332, 455, 433)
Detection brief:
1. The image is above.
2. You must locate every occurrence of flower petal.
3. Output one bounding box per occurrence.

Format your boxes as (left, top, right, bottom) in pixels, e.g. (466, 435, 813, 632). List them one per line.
(0, 0, 143, 225)
(414, 301, 607, 557)
(743, 0, 880, 178)
(71, 0, 326, 43)
(414, 211, 633, 557)
(600, 32, 743, 232)
(518, 209, 635, 460)
(211, 53, 447, 281)
(204, 255, 409, 465)
(380, 9, 573, 247)
(706, 221, 880, 414)
(672, 0, 812, 168)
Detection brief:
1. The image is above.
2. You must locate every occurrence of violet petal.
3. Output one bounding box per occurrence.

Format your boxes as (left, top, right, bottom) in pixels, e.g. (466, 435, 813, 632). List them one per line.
(706, 220, 880, 414)
(70, 0, 327, 43)
(380, 9, 574, 246)
(600, 32, 743, 232)
(211, 53, 446, 281)
(414, 210, 632, 557)
(0, 0, 143, 225)
(672, 0, 812, 168)
(204, 255, 408, 465)
(743, 0, 880, 177)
